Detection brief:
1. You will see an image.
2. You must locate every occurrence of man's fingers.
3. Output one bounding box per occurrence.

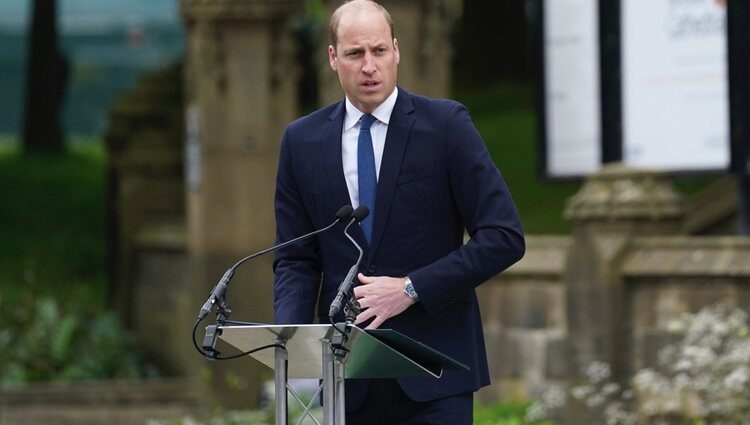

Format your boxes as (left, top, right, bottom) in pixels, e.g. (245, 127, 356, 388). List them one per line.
(353, 274, 410, 328)
(354, 308, 375, 325)
(365, 316, 385, 330)
(357, 273, 375, 284)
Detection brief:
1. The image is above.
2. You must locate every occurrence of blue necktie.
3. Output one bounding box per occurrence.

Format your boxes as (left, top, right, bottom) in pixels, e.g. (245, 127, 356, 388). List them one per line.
(358, 114, 377, 244)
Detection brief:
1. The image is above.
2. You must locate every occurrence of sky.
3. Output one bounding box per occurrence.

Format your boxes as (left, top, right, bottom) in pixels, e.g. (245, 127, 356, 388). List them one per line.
(0, 0, 180, 33)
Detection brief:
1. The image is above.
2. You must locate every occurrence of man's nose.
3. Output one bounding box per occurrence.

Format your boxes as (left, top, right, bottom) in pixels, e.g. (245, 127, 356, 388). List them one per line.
(362, 53, 376, 74)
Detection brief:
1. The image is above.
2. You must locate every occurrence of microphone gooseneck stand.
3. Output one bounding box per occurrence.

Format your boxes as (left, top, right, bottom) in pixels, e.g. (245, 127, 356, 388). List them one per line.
(325, 205, 370, 425)
(193, 205, 354, 359)
(192, 204, 372, 425)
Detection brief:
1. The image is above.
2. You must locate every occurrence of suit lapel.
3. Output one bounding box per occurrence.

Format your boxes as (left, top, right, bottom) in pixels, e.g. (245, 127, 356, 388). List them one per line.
(321, 102, 354, 217)
(369, 90, 416, 259)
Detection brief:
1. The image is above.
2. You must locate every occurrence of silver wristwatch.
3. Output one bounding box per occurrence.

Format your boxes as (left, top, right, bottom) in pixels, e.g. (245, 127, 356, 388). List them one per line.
(403, 276, 419, 302)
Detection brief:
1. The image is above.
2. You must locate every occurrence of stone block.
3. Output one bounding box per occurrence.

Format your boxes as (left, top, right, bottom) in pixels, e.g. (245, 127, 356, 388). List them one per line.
(505, 236, 571, 276)
(485, 330, 521, 379)
(545, 334, 567, 380)
(132, 239, 190, 375)
(737, 283, 750, 312)
(477, 280, 504, 330)
(629, 279, 739, 332)
(566, 287, 609, 331)
(516, 331, 550, 382)
(482, 281, 565, 330)
(622, 237, 750, 277)
(632, 331, 681, 372)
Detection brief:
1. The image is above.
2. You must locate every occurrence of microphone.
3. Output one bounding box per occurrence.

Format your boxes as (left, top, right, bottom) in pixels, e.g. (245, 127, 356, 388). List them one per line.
(328, 205, 370, 318)
(197, 205, 354, 321)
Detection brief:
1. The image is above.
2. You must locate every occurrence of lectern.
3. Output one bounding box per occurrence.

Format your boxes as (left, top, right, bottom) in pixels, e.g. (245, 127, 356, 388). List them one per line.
(217, 324, 468, 425)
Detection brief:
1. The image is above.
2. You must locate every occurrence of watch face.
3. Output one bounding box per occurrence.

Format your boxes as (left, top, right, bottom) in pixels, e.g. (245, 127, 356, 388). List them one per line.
(404, 279, 418, 301)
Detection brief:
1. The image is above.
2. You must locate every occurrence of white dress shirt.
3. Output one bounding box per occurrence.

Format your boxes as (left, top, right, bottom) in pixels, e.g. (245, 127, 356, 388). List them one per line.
(341, 87, 399, 208)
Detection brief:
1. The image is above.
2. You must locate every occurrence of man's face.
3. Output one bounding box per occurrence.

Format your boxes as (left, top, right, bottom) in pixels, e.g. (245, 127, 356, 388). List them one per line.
(328, 6, 399, 113)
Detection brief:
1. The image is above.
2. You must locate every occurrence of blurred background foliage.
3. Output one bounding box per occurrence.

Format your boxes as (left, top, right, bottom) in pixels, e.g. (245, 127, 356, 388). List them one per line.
(0, 141, 159, 385)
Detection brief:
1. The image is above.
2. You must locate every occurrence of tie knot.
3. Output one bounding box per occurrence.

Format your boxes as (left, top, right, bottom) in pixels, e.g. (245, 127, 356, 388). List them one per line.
(360, 114, 376, 131)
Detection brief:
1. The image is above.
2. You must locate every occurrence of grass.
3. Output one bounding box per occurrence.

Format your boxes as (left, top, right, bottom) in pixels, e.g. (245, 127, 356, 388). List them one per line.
(475, 402, 553, 425)
(0, 137, 106, 314)
(454, 83, 581, 233)
(454, 82, 718, 233)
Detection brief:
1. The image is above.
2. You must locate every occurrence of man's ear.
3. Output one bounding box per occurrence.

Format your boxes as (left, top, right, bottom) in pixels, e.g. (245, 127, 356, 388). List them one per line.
(328, 45, 338, 72)
(394, 38, 400, 65)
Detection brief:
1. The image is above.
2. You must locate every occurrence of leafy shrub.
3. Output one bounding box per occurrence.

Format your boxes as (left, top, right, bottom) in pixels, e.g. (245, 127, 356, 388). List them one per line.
(0, 295, 158, 386)
(631, 303, 750, 424)
(475, 402, 555, 425)
(528, 303, 750, 425)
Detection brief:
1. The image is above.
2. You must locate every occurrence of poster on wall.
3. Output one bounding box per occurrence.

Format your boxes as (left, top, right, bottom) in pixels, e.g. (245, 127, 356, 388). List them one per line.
(541, 0, 601, 178)
(622, 0, 730, 171)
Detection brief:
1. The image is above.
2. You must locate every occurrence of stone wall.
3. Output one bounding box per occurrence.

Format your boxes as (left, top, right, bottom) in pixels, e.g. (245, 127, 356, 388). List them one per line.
(475, 166, 750, 424)
(0, 379, 203, 425)
(477, 236, 569, 403)
(623, 237, 750, 374)
(479, 235, 750, 391)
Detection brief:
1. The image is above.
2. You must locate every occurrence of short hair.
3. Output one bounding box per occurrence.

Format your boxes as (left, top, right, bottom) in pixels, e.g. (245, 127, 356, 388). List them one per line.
(329, 0, 395, 49)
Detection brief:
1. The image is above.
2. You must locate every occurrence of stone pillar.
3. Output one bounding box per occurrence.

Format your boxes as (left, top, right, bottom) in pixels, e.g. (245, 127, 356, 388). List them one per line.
(562, 164, 685, 424)
(181, 0, 301, 408)
(318, 0, 460, 106)
(104, 63, 185, 330)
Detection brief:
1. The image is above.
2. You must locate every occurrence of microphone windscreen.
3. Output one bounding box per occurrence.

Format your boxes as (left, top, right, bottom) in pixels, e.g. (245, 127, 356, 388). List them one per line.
(352, 205, 370, 222)
(335, 205, 354, 221)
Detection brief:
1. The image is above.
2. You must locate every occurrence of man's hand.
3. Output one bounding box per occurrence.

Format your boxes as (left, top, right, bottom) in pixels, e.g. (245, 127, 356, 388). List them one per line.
(353, 273, 415, 329)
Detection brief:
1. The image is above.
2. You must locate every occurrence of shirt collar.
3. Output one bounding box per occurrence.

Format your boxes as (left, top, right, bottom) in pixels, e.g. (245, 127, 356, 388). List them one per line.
(343, 86, 399, 131)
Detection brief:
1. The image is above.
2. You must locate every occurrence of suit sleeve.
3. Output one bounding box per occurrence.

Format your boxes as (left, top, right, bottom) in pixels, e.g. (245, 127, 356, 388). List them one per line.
(408, 102, 525, 316)
(273, 128, 322, 324)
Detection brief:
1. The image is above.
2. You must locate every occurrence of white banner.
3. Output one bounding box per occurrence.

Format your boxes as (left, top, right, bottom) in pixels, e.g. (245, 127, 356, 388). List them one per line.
(543, 0, 601, 177)
(622, 0, 729, 171)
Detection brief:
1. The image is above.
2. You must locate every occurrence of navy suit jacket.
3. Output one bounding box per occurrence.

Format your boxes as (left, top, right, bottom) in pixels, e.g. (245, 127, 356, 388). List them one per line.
(273, 88, 525, 410)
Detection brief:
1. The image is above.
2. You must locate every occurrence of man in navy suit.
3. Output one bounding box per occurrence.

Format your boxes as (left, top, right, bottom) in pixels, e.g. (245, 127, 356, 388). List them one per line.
(273, 1, 525, 423)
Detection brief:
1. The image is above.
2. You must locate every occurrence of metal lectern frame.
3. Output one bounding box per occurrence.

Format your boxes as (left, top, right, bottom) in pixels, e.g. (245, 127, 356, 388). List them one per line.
(217, 324, 468, 425)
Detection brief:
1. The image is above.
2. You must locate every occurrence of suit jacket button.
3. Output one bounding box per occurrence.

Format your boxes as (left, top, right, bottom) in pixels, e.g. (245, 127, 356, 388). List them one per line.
(367, 265, 376, 274)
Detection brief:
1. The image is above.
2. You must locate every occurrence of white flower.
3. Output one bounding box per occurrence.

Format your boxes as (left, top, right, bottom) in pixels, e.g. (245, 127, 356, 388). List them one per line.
(666, 319, 685, 333)
(633, 369, 668, 393)
(533, 304, 750, 424)
(681, 345, 716, 369)
(584, 361, 611, 383)
(602, 382, 620, 396)
(673, 373, 690, 389)
(571, 385, 593, 400)
(524, 403, 547, 422)
(585, 393, 606, 408)
(542, 385, 566, 408)
(724, 366, 750, 392)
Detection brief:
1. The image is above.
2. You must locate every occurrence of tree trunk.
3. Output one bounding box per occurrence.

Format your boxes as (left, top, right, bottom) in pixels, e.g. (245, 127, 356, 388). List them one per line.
(22, 0, 68, 155)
